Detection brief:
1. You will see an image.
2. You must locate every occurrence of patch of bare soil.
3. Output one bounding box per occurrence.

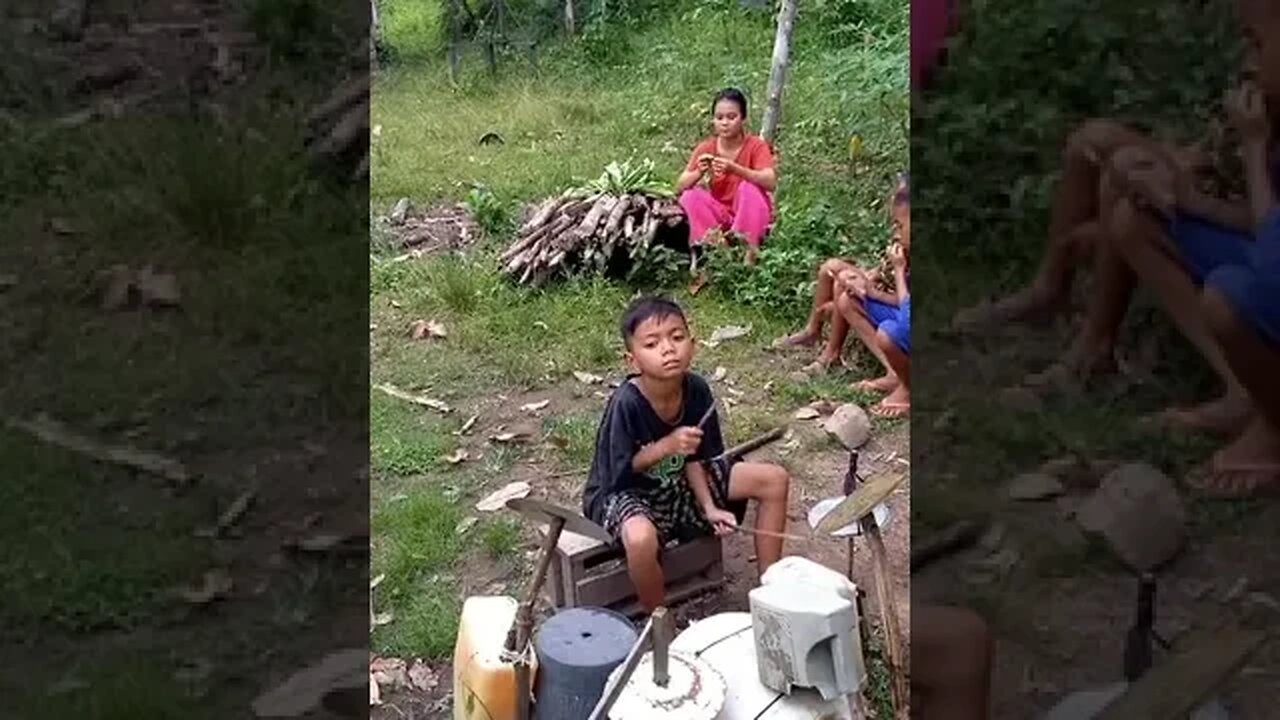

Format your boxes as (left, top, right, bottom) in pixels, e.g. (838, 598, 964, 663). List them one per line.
(378, 202, 480, 258)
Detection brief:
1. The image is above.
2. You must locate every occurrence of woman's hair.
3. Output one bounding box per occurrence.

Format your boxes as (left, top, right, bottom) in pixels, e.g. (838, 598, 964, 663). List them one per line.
(712, 87, 748, 117)
(892, 172, 910, 206)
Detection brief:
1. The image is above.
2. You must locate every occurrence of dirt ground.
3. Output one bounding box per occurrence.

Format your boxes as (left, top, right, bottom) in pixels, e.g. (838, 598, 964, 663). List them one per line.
(911, 314, 1280, 719)
(370, 257, 912, 718)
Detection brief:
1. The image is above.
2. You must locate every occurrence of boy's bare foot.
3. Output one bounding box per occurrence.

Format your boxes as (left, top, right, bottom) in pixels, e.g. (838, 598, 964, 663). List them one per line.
(1185, 418, 1280, 498)
(952, 288, 1055, 332)
(855, 374, 899, 393)
(1022, 347, 1116, 391)
(773, 329, 820, 349)
(871, 386, 910, 418)
(1141, 394, 1253, 436)
(801, 355, 844, 376)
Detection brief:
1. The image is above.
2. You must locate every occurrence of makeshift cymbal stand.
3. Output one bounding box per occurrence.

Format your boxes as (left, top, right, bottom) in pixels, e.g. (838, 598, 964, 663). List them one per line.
(503, 497, 614, 720)
(815, 468, 909, 719)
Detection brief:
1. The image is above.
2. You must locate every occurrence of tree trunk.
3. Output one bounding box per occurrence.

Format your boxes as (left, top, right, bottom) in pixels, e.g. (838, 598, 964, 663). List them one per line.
(369, 0, 379, 71)
(760, 0, 798, 145)
(565, 0, 576, 34)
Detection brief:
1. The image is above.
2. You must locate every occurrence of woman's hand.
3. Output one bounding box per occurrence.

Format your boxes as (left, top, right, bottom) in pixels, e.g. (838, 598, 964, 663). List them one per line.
(698, 153, 716, 172)
(1226, 82, 1271, 146)
(710, 156, 739, 177)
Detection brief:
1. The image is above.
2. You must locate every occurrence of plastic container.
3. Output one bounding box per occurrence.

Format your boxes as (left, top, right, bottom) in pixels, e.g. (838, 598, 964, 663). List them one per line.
(532, 607, 636, 719)
(453, 596, 538, 720)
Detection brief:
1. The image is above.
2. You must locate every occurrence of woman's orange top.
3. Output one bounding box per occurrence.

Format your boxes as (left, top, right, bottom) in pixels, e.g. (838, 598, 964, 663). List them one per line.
(685, 134, 776, 206)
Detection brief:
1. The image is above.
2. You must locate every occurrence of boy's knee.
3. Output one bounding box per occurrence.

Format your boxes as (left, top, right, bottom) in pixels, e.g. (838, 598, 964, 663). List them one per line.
(820, 258, 845, 277)
(1066, 118, 1127, 161)
(1201, 279, 1245, 337)
(763, 464, 790, 501)
(620, 517, 660, 555)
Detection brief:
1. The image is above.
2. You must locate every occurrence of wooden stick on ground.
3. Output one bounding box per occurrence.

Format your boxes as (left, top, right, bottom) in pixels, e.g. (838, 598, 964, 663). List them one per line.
(7, 415, 192, 485)
(1095, 625, 1264, 720)
(861, 508, 909, 718)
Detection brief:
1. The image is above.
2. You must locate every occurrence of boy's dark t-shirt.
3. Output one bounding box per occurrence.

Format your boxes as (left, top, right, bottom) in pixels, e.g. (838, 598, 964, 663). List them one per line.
(582, 372, 725, 525)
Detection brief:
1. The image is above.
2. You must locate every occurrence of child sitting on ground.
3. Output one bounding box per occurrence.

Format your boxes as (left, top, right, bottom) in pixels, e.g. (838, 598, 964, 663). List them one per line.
(834, 178, 912, 417)
(582, 296, 791, 612)
(774, 173, 910, 378)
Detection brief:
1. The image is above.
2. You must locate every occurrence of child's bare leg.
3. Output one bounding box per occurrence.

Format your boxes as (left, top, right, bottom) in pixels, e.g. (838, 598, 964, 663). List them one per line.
(1025, 167, 1137, 389)
(912, 606, 993, 720)
(620, 516, 665, 612)
(872, 329, 910, 418)
(726, 462, 790, 571)
(835, 291, 892, 375)
(780, 259, 854, 347)
(955, 119, 1155, 329)
(1192, 284, 1280, 494)
(1106, 199, 1251, 432)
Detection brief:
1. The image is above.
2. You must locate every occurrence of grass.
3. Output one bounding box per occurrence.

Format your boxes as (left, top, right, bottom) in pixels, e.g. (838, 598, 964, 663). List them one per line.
(1, 5, 369, 714)
(369, 0, 907, 686)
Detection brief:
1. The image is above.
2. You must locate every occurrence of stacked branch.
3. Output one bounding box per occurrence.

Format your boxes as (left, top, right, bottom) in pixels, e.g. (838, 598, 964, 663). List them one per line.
(500, 161, 687, 286)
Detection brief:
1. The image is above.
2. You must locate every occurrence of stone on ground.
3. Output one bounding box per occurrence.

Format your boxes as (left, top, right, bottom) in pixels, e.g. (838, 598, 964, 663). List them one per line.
(1073, 463, 1186, 572)
(823, 403, 870, 449)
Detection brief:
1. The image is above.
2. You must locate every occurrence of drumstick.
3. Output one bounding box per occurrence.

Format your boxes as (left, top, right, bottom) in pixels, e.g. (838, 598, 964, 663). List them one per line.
(696, 400, 717, 429)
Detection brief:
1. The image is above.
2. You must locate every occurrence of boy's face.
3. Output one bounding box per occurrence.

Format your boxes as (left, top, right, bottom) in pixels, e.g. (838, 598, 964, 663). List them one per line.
(626, 314, 695, 381)
(1241, 1, 1280, 102)
(892, 202, 911, 252)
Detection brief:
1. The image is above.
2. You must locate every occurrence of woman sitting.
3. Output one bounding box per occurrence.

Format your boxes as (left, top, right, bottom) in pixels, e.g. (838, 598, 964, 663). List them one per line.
(676, 87, 777, 267)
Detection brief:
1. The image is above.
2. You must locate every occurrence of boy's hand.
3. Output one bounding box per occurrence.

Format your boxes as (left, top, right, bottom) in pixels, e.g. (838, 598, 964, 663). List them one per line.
(704, 507, 737, 535)
(1226, 83, 1270, 144)
(889, 243, 907, 269)
(663, 426, 704, 456)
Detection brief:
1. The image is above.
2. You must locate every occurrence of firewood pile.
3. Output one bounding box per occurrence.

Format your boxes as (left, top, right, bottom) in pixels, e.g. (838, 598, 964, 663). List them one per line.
(499, 160, 687, 286)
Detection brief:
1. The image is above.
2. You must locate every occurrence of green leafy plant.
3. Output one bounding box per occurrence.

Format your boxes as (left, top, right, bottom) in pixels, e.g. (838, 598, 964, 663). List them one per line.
(464, 184, 512, 238)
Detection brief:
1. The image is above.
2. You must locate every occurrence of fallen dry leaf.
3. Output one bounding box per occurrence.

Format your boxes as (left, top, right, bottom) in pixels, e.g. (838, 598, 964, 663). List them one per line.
(373, 611, 394, 627)
(455, 516, 478, 535)
(370, 574, 385, 590)
(705, 324, 752, 346)
(216, 488, 256, 534)
(475, 481, 531, 512)
(389, 299, 403, 309)
(48, 217, 78, 235)
(408, 319, 447, 340)
(408, 660, 438, 692)
(178, 569, 233, 604)
(136, 265, 181, 307)
(547, 434, 570, 449)
(369, 672, 381, 706)
(520, 399, 550, 413)
(573, 371, 602, 385)
(369, 657, 408, 689)
(252, 648, 367, 717)
(374, 383, 451, 413)
(711, 366, 728, 382)
(793, 407, 821, 420)
(8, 415, 194, 486)
(101, 264, 134, 310)
(445, 449, 469, 465)
(287, 533, 368, 554)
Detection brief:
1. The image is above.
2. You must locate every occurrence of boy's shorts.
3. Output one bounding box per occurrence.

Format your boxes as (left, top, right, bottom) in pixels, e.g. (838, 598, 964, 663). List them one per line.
(1168, 210, 1280, 346)
(864, 297, 911, 354)
(602, 456, 749, 546)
